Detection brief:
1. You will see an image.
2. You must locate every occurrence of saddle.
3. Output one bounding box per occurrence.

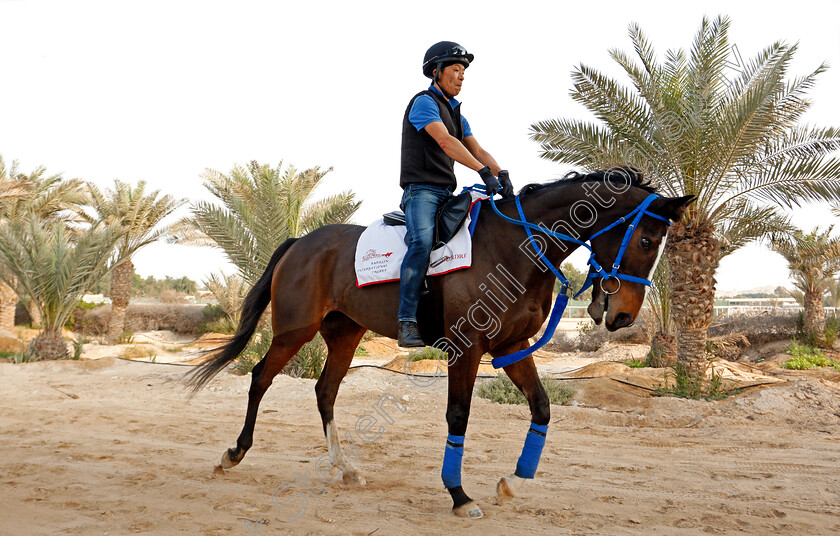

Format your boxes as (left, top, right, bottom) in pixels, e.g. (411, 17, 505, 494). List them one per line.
(382, 191, 473, 250)
(373, 190, 479, 345)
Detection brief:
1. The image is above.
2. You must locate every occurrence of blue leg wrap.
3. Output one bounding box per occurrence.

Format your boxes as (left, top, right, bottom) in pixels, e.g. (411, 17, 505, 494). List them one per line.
(514, 423, 548, 479)
(441, 434, 465, 488)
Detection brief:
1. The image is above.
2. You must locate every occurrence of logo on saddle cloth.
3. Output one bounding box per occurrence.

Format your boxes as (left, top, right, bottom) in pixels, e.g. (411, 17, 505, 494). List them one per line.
(361, 249, 394, 262)
(354, 190, 487, 287)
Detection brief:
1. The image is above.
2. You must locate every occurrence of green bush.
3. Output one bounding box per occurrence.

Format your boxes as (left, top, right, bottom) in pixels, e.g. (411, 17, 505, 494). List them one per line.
(624, 359, 648, 368)
(199, 304, 235, 334)
(232, 328, 326, 379)
(71, 336, 88, 360)
(285, 334, 327, 379)
(476, 375, 576, 406)
(782, 355, 840, 370)
(232, 326, 272, 375)
(796, 314, 838, 349)
(782, 356, 817, 370)
(825, 316, 839, 347)
(786, 342, 824, 359)
(199, 317, 236, 335)
(3, 349, 37, 363)
(408, 346, 448, 361)
(117, 329, 134, 344)
(654, 361, 736, 401)
(65, 301, 102, 330)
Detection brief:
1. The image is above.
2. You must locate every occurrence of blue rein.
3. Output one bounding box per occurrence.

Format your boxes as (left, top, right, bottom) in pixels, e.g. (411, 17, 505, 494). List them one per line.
(477, 188, 670, 369)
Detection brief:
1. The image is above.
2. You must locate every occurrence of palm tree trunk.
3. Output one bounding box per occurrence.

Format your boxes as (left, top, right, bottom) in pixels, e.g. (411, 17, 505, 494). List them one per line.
(0, 279, 16, 331)
(108, 259, 134, 342)
(803, 290, 825, 343)
(28, 299, 42, 328)
(666, 221, 721, 377)
(28, 328, 69, 360)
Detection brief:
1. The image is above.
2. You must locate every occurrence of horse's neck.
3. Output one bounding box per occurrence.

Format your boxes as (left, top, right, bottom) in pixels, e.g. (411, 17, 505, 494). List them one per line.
(474, 188, 583, 294)
(508, 184, 645, 281)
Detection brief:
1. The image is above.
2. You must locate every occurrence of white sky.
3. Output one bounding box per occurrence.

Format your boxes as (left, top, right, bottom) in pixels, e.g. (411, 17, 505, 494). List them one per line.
(1, 0, 838, 293)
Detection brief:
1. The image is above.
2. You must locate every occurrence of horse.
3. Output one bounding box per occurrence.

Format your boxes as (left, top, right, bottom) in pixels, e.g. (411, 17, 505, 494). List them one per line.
(187, 166, 693, 519)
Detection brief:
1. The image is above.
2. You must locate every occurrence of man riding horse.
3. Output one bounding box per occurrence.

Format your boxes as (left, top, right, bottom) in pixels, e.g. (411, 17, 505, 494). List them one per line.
(397, 41, 514, 347)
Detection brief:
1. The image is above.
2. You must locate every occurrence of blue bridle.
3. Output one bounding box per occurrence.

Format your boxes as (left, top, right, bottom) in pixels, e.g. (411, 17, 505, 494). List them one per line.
(479, 188, 671, 368)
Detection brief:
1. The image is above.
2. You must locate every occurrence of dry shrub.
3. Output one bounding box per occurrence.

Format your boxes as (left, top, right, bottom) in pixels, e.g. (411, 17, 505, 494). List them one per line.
(548, 319, 649, 353)
(159, 290, 188, 304)
(549, 310, 797, 355)
(120, 344, 158, 360)
(706, 333, 750, 360)
(74, 304, 212, 335)
(707, 310, 799, 346)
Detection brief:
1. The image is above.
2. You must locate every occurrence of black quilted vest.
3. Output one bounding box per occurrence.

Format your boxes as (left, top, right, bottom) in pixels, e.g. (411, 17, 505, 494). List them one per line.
(399, 89, 463, 189)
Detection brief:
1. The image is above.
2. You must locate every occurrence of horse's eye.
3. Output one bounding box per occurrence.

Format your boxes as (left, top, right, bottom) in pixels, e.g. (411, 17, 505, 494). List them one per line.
(640, 237, 653, 250)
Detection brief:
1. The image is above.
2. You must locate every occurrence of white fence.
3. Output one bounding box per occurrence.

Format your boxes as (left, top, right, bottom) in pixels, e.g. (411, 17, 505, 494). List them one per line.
(562, 303, 838, 322)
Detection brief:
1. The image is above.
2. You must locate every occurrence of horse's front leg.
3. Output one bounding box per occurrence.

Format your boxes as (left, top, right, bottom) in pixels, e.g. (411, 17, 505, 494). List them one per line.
(496, 353, 550, 506)
(442, 348, 484, 518)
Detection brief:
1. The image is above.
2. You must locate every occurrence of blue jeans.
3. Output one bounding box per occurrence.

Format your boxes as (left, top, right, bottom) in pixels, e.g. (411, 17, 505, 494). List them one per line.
(398, 184, 453, 323)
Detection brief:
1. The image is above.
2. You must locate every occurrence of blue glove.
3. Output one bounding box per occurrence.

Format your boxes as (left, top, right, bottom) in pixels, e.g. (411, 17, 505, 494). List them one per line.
(498, 170, 514, 199)
(478, 166, 500, 195)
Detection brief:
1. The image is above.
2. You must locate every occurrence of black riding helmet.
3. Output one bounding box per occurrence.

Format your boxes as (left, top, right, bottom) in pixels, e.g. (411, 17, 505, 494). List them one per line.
(422, 41, 474, 79)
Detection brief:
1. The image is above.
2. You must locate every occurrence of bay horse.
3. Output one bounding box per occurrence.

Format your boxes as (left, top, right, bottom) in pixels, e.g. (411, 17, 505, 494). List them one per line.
(188, 166, 693, 519)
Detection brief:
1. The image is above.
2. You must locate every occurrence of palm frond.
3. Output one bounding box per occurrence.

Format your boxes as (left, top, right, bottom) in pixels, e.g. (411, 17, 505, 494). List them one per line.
(175, 161, 357, 285)
(716, 202, 793, 258)
(81, 179, 187, 260)
(530, 16, 840, 260)
(299, 192, 361, 234)
(770, 227, 840, 294)
(0, 216, 123, 331)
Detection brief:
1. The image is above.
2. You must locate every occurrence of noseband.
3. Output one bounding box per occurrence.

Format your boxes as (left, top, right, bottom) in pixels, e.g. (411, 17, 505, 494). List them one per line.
(483, 188, 670, 369)
(574, 193, 671, 297)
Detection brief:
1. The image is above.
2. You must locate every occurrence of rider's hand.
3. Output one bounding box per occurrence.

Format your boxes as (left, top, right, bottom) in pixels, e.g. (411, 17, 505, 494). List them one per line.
(477, 166, 500, 195)
(498, 170, 514, 199)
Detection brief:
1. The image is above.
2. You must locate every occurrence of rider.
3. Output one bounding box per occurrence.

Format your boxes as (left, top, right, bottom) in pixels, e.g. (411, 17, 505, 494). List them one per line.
(397, 41, 514, 347)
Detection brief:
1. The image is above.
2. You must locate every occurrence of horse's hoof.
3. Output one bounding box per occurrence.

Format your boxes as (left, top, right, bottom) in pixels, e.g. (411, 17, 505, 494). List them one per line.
(219, 449, 238, 469)
(342, 471, 367, 486)
(496, 477, 515, 506)
(213, 465, 225, 475)
(453, 501, 484, 519)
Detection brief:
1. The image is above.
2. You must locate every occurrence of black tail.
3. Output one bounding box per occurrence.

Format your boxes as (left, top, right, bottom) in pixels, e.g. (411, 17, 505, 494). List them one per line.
(186, 238, 299, 393)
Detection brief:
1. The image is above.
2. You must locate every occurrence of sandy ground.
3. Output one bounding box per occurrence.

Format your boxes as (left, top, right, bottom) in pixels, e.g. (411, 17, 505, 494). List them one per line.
(2, 333, 840, 535)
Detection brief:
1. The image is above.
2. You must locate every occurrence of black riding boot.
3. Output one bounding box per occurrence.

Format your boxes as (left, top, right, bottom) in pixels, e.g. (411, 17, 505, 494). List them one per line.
(398, 321, 425, 348)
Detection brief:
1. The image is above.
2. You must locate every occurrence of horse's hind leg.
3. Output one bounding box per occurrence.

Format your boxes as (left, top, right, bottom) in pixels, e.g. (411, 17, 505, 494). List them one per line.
(315, 313, 367, 486)
(495, 350, 550, 506)
(218, 326, 317, 471)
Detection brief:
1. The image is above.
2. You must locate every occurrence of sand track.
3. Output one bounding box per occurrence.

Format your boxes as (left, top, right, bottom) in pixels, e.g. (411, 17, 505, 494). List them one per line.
(1, 346, 839, 535)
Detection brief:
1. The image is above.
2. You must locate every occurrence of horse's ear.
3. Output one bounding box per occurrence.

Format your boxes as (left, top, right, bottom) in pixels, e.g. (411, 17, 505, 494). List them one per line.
(652, 195, 695, 222)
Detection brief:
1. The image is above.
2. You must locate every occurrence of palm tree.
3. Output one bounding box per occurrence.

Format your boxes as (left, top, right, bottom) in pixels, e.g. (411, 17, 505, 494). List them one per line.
(644, 259, 677, 367)
(204, 272, 247, 331)
(530, 16, 840, 376)
(770, 227, 840, 342)
(171, 160, 361, 285)
(0, 217, 124, 359)
(0, 155, 87, 330)
(81, 180, 187, 342)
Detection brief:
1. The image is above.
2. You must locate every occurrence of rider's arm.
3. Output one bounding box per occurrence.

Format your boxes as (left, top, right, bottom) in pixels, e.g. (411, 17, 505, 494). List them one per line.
(424, 121, 486, 172)
(462, 135, 501, 176)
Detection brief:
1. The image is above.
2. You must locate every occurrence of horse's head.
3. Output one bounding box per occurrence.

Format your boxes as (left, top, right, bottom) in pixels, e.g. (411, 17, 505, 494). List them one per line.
(586, 190, 694, 331)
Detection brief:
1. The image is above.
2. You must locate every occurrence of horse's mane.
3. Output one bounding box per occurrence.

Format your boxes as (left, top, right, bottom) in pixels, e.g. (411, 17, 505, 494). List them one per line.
(518, 166, 657, 197)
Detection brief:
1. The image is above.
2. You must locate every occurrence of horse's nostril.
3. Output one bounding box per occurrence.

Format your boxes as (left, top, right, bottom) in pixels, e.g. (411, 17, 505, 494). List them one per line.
(614, 312, 634, 329)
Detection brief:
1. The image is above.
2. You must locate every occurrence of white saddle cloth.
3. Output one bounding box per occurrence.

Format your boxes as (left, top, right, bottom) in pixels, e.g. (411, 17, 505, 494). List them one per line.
(355, 191, 486, 287)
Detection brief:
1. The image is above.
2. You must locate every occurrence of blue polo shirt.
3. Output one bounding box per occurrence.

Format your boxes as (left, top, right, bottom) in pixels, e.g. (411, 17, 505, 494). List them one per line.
(408, 85, 473, 138)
